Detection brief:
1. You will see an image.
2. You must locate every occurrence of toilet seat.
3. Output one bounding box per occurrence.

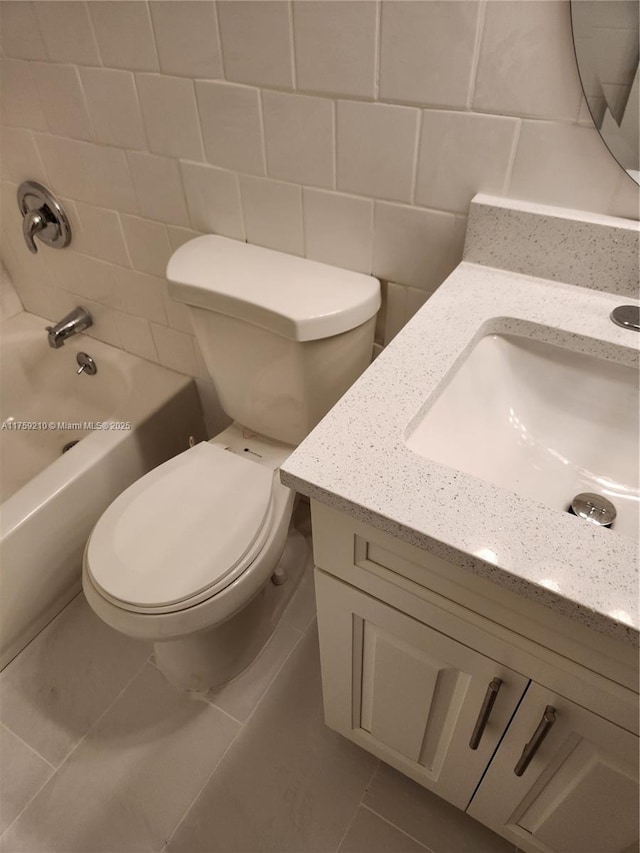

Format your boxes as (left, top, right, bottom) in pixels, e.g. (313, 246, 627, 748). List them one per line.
(85, 442, 276, 614)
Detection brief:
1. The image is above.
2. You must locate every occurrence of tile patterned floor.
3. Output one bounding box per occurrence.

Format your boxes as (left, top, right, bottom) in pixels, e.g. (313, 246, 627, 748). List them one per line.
(0, 565, 515, 853)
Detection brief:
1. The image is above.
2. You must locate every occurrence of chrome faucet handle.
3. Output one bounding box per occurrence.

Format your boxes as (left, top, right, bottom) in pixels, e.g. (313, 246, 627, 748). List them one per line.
(17, 181, 72, 255)
(22, 209, 47, 254)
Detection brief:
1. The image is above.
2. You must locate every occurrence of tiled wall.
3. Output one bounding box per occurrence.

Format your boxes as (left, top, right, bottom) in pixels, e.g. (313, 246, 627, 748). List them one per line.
(1, 0, 638, 431)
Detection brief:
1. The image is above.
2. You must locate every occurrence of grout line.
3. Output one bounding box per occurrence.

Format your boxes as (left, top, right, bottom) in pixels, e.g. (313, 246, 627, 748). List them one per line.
(239, 618, 310, 728)
(466, 0, 488, 112)
(288, 0, 297, 91)
(0, 652, 151, 841)
(360, 802, 434, 852)
(374, 0, 382, 101)
(334, 759, 381, 852)
(503, 118, 523, 198)
(142, 0, 161, 73)
(162, 712, 245, 848)
(0, 721, 56, 771)
(213, 0, 227, 81)
(257, 88, 269, 177)
(331, 99, 337, 191)
(0, 762, 54, 846)
(409, 109, 423, 206)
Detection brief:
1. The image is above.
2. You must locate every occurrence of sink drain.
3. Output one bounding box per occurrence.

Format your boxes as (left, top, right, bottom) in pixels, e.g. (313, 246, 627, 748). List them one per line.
(61, 440, 80, 454)
(568, 493, 616, 528)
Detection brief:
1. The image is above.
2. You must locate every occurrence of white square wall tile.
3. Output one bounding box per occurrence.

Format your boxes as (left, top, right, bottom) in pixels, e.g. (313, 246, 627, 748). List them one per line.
(240, 175, 304, 256)
(262, 91, 334, 189)
(162, 279, 194, 334)
(507, 121, 623, 214)
(379, 1, 480, 108)
(293, 1, 377, 99)
(474, 1, 583, 121)
(416, 111, 520, 214)
(127, 151, 189, 228)
(0, 1, 48, 60)
(114, 312, 159, 362)
(373, 202, 462, 291)
(33, 1, 100, 66)
(82, 144, 137, 214)
(80, 68, 146, 151)
(337, 101, 419, 203)
(65, 253, 124, 310)
(303, 188, 373, 274)
(119, 214, 172, 278)
(217, 0, 294, 89)
(196, 81, 266, 176)
(0, 127, 48, 185)
(0, 59, 48, 130)
(149, 1, 222, 79)
(73, 202, 131, 268)
(31, 63, 94, 142)
(166, 225, 202, 253)
(88, 0, 159, 71)
(180, 161, 244, 240)
(151, 323, 198, 375)
(116, 267, 168, 325)
(33, 135, 90, 202)
(384, 282, 408, 345)
(136, 74, 204, 161)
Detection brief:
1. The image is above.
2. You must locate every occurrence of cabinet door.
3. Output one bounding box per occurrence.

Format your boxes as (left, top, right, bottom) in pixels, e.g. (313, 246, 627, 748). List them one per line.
(315, 569, 529, 810)
(468, 682, 639, 853)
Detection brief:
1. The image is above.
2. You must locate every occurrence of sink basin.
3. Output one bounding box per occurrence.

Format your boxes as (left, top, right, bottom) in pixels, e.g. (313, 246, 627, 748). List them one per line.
(405, 333, 639, 539)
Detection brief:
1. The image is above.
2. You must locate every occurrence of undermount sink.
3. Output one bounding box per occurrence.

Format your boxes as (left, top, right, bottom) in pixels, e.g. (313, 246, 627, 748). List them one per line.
(405, 333, 639, 540)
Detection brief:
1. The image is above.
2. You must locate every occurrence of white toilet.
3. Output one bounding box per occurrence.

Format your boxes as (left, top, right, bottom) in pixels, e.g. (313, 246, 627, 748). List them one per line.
(82, 236, 380, 690)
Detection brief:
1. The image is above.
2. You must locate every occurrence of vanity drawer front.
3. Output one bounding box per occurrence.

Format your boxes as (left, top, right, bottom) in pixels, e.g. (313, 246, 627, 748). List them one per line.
(315, 569, 529, 811)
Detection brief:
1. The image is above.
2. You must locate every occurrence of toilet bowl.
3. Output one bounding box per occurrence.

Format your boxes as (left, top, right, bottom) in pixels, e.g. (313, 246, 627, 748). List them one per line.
(83, 236, 380, 690)
(83, 425, 306, 690)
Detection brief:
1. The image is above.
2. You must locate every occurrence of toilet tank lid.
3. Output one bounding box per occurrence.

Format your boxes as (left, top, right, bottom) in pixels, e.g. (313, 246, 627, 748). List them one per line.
(166, 236, 381, 342)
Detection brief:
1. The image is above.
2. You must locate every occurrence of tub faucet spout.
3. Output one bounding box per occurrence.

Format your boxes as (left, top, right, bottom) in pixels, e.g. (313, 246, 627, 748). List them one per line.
(46, 307, 93, 348)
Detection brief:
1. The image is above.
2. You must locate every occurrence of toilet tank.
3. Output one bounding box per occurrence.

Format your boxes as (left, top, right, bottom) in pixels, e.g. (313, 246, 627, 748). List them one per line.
(166, 236, 381, 446)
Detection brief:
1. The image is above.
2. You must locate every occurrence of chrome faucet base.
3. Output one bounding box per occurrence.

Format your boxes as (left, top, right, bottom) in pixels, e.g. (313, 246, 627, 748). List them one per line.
(610, 305, 640, 331)
(47, 307, 93, 349)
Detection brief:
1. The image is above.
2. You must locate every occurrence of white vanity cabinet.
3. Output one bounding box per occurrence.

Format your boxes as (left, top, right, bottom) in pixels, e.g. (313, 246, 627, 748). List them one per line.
(315, 570, 529, 810)
(311, 501, 639, 853)
(467, 682, 639, 852)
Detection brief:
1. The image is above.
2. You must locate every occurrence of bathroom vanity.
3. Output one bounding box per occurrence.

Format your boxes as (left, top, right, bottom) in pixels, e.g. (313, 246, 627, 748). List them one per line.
(280, 197, 640, 853)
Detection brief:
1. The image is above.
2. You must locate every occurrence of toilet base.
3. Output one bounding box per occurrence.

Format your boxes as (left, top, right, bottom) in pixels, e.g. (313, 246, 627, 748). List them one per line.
(153, 528, 308, 692)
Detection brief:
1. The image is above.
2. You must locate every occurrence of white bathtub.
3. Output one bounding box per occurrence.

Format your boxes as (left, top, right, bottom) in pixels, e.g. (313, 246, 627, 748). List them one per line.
(0, 311, 207, 669)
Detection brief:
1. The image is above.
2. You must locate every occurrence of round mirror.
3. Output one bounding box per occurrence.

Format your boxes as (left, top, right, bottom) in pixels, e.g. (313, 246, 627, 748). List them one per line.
(571, 1, 639, 184)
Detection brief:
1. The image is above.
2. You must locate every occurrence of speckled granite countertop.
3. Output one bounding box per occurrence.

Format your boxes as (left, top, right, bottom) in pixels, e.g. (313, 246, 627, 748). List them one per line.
(281, 262, 640, 645)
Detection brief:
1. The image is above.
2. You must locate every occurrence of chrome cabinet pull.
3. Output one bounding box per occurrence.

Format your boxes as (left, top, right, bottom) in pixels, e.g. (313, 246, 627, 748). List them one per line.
(514, 705, 557, 776)
(469, 677, 502, 750)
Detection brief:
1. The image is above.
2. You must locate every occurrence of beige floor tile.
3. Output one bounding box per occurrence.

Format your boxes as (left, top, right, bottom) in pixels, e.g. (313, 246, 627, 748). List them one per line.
(0, 663, 240, 853)
(363, 763, 513, 853)
(281, 558, 317, 634)
(206, 620, 302, 722)
(339, 806, 428, 853)
(0, 724, 53, 836)
(168, 625, 378, 853)
(0, 595, 152, 767)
